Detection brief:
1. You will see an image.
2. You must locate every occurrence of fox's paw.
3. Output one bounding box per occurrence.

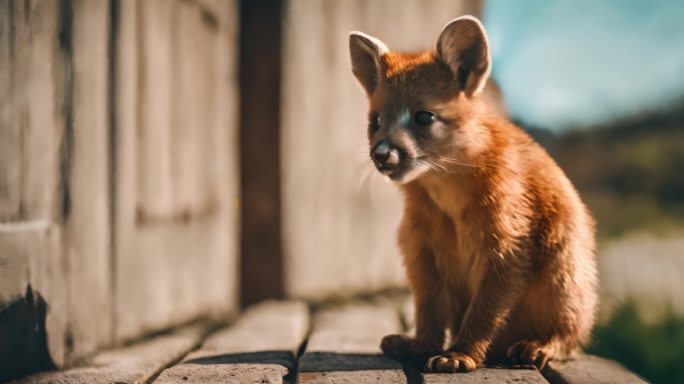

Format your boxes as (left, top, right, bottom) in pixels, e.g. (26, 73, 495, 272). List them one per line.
(506, 340, 553, 369)
(425, 351, 478, 373)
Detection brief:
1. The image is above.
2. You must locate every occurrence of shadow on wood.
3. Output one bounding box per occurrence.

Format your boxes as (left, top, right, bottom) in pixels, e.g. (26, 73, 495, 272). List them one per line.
(0, 285, 55, 382)
(299, 352, 402, 372)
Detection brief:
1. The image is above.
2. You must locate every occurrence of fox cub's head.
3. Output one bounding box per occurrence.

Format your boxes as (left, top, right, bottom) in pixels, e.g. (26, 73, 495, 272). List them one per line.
(349, 16, 491, 184)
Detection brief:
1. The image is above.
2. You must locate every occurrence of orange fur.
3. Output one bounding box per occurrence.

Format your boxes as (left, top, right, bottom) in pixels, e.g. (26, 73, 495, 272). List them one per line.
(351, 17, 598, 373)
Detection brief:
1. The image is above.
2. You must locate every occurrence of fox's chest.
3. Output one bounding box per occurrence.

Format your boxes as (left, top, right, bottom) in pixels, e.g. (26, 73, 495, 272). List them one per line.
(422, 188, 487, 292)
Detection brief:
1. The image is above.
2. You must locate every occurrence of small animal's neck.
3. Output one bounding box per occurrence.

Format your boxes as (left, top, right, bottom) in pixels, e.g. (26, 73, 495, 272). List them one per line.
(405, 171, 477, 218)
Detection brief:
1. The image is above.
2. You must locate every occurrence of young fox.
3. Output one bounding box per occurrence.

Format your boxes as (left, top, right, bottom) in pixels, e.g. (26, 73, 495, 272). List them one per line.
(349, 16, 598, 373)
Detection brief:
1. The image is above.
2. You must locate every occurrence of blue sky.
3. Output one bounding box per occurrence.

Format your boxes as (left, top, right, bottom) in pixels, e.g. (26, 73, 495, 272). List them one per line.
(483, 0, 684, 129)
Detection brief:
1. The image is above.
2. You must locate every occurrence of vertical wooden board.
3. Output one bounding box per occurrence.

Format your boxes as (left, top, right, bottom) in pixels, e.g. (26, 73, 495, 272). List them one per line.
(281, 0, 482, 299)
(134, 0, 175, 220)
(65, 0, 113, 359)
(0, 0, 24, 222)
(170, 0, 219, 220)
(22, 0, 64, 221)
(114, 0, 239, 342)
(0, 0, 63, 221)
(155, 301, 308, 383)
(298, 304, 406, 383)
(0, 0, 68, 371)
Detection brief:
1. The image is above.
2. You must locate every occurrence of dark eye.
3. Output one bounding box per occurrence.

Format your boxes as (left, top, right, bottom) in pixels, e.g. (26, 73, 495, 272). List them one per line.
(415, 111, 436, 126)
(370, 115, 380, 133)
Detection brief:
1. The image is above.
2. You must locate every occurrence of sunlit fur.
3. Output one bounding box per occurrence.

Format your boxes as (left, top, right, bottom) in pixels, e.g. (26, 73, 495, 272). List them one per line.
(351, 17, 598, 373)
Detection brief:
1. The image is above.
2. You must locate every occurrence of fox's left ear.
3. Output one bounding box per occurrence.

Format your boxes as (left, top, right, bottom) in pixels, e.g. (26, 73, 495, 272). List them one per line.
(436, 16, 491, 97)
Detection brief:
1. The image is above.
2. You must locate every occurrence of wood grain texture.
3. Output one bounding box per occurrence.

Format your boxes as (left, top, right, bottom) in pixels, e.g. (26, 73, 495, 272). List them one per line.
(423, 368, 548, 383)
(113, 0, 239, 342)
(155, 364, 288, 384)
(0, 0, 63, 223)
(298, 370, 408, 384)
(11, 324, 207, 384)
(0, 0, 69, 370)
(64, 0, 113, 360)
(0, 0, 25, 222)
(298, 304, 406, 383)
(281, 0, 482, 300)
(154, 301, 309, 383)
(542, 355, 646, 384)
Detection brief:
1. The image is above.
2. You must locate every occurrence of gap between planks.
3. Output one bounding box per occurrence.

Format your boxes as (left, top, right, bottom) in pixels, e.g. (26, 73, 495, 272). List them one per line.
(154, 300, 310, 383)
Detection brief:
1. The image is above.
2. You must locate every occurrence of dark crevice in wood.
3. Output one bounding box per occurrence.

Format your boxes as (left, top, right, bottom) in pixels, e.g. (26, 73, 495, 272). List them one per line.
(57, 0, 73, 224)
(239, 0, 285, 307)
(285, 311, 312, 384)
(138, 326, 214, 384)
(57, 0, 74, 360)
(107, 0, 120, 347)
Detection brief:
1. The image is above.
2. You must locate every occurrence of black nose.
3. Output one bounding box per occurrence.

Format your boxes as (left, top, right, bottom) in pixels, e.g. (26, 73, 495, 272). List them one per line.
(372, 140, 401, 167)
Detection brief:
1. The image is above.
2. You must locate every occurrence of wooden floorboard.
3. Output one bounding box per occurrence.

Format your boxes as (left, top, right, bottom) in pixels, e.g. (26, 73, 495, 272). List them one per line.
(542, 355, 647, 384)
(9, 298, 646, 384)
(422, 367, 548, 383)
(154, 300, 309, 383)
(10, 324, 207, 384)
(297, 303, 407, 383)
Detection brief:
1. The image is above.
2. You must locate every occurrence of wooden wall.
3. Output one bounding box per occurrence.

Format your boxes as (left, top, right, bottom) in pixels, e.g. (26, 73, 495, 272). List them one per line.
(279, 0, 483, 299)
(0, 0, 239, 372)
(1, 0, 485, 375)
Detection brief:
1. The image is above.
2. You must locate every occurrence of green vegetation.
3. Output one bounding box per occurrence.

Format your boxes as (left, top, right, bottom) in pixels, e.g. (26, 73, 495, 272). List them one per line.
(588, 302, 684, 384)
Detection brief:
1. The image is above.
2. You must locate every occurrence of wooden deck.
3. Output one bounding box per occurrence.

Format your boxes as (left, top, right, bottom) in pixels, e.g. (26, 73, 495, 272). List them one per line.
(13, 300, 646, 384)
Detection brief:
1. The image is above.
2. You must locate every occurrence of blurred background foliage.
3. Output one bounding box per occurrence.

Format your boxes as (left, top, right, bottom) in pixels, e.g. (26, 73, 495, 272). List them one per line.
(588, 301, 684, 384)
(526, 99, 684, 240)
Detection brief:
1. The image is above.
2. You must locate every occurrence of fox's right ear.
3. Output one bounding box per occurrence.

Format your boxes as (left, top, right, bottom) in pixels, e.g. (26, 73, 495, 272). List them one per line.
(349, 31, 389, 95)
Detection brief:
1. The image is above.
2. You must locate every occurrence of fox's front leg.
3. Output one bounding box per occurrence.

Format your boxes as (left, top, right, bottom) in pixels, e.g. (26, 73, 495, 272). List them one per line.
(381, 249, 448, 369)
(426, 254, 530, 373)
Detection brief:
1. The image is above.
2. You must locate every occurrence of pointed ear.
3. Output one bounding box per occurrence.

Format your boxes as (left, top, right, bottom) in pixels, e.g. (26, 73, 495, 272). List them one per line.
(349, 31, 389, 95)
(436, 16, 491, 97)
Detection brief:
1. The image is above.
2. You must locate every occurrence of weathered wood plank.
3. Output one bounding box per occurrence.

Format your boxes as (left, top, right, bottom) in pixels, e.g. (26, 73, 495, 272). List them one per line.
(65, 0, 113, 361)
(298, 370, 408, 384)
(542, 355, 646, 384)
(0, 0, 25, 222)
(114, 0, 239, 342)
(423, 368, 548, 383)
(298, 304, 406, 383)
(0, 0, 63, 223)
(10, 324, 207, 384)
(21, 0, 64, 222)
(155, 364, 288, 384)
(154, 301, 309, 383)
